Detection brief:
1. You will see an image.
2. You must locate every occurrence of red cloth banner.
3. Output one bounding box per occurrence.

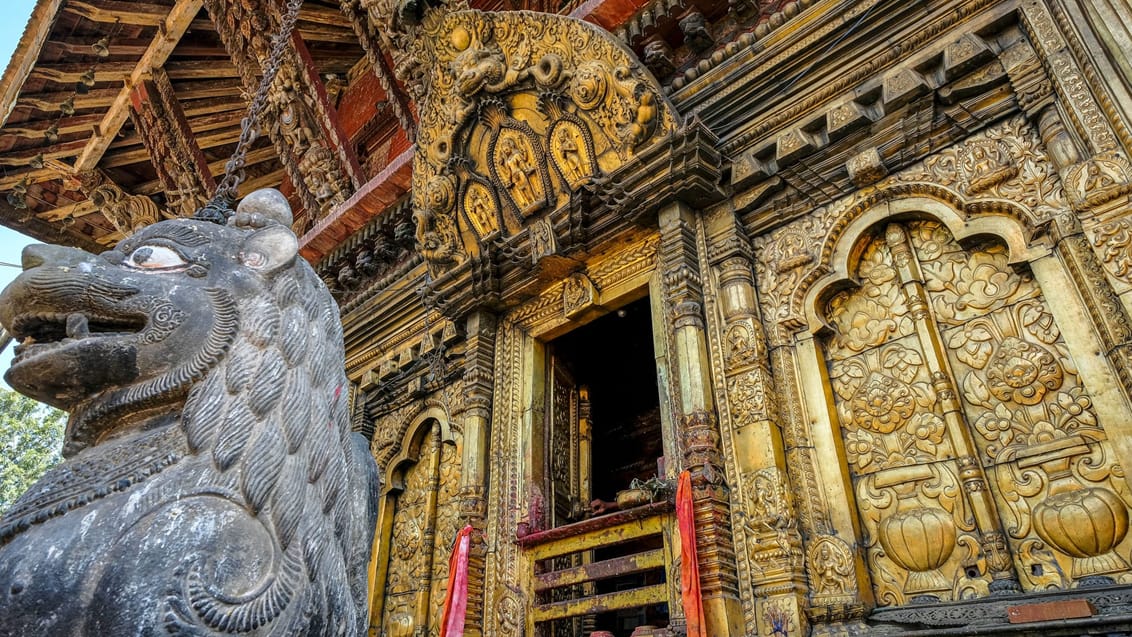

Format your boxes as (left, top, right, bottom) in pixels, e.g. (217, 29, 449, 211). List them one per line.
(439, 524, 474, 637)
(677, 470, 707, 637)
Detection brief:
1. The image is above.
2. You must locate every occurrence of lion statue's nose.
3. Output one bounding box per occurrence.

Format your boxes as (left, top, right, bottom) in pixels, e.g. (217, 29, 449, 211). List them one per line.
(21, 243, 89, 270)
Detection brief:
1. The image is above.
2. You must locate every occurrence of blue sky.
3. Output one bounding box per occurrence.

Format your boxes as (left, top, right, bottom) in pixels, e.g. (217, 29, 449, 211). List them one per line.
(1, 0, 55, 383)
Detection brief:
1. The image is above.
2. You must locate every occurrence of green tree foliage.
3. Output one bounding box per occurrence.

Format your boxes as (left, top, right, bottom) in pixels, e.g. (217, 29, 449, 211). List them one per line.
(0, 388, 65, 514)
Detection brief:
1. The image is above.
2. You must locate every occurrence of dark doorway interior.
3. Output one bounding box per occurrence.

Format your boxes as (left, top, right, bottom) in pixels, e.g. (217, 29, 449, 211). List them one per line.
(549, 296, 669, 634)
(551, 296, 663, 502)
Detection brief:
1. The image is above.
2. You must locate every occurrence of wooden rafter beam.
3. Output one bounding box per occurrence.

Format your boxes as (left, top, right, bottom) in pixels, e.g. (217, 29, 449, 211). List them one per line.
(170, 78, 243, 100)
(237, 168, 285, 196)
(299, 5, 353, 28)
(0, 163, 76, 188)
(133, 146, 277, 196)
(100, 124, 247, 168)
(163, 60, 240, 80)
(14, 88, 120, 113)
(4, 113, 103, 139)
(64, 0, 171, 26)
(0, 0, 67, 126)
(74, 0, 205, 172)
(28, 62, 134, 84)
(45, 38, 231, 60)
(36, 199, 98, 221)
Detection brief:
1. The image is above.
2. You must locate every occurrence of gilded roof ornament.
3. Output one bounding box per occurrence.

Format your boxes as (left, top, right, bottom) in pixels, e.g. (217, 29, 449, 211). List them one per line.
(372, 0, 680, 272)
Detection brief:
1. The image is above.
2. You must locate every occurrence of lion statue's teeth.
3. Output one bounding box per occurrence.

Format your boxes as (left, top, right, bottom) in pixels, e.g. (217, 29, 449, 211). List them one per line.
(65, 313, 89, 339)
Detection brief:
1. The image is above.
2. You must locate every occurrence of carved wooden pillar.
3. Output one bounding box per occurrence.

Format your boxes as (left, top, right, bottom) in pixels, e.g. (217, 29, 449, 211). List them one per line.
(202, 0, 362, 226)
(129, 69, 215, 218)
(458, 310, 495, 635)
(703, 209, 809, 637)
(337, 0, 415, 139)
(659, 201, 744, 637)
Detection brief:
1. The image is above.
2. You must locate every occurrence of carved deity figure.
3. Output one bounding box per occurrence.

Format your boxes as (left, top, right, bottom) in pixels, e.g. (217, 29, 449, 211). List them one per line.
(0, 189, 380, 636)
(301, 142, 349, 216)
(553, 127, 587, 184)
(812, 540, 854, 596)
(464, 183, 497, 238)
(497, 136, 539, 210)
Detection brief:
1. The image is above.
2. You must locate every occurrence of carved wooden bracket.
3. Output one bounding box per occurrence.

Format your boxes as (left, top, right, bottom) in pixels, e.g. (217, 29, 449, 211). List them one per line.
(129, 70, 216, 218)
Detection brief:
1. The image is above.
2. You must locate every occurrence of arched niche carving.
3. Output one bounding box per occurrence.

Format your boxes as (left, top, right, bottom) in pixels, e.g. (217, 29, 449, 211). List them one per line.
(802, 195, 1048, 334)
(800, 202, 1132, 606)
(373, 411, 462, 635)
(369, 0, 680, 273)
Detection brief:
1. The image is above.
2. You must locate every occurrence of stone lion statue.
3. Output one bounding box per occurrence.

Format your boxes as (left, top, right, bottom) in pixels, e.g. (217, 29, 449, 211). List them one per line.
(0, 189, 379, 636)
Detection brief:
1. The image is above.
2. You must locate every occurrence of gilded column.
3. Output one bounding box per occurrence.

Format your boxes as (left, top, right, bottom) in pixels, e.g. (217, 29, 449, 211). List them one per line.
(1036, 107, 1132, 433)
(458, 311, 496, 634)
(703, 209, 809, 636)
(659, 201, 744, 636)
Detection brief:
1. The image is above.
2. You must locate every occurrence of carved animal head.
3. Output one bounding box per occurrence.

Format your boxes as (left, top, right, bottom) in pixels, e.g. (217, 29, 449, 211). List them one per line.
(1, 203, 307, 451)
(0, 189, 378, 636)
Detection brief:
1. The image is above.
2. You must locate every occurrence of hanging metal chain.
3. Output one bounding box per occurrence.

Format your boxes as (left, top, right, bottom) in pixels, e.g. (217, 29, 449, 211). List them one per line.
(212, 0, 305, 207)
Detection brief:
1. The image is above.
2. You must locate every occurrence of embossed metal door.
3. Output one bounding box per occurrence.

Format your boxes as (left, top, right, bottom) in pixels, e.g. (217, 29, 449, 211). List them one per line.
(543, 355, 593, 636)
(378, 423, 462, 635)
(546, 355, 591, 528)
(821, 220, 1132, 605)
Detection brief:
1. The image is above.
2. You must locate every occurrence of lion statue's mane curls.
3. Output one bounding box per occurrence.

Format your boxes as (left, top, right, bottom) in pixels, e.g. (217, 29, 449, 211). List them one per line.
(0, 189, 379, 637)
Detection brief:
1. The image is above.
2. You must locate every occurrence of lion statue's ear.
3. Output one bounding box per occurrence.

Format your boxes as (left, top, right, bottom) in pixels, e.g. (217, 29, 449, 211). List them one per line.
(240, 225, 299, 274)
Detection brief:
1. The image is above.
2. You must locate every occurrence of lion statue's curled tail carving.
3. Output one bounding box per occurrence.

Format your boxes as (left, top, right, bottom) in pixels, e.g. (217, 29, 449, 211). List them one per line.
(0, 189, 380, 637)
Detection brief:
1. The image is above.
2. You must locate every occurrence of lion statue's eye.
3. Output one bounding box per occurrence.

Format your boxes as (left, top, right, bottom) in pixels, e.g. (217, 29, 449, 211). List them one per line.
(126, 245, 187, 270)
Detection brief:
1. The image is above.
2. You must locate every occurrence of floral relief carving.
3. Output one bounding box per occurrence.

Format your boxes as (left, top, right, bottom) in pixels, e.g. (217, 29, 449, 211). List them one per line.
(823, 236, 914, 358)
(819, 218, 1132, 600)
(1091, 217, 1132, 283)
(983, 337, 1062, 405)
(830, 342, 950, 473)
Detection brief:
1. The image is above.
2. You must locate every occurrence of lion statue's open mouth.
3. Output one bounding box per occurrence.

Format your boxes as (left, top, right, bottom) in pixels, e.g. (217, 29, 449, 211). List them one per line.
(0, 189, 380, 637)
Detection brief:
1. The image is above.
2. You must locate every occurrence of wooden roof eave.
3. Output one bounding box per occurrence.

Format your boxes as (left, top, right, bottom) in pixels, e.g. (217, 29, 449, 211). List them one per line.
(0, 0, 66, 128)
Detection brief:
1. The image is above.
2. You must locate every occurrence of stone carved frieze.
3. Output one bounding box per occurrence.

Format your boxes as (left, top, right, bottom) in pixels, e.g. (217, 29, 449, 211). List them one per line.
(364, 0, 678, 272)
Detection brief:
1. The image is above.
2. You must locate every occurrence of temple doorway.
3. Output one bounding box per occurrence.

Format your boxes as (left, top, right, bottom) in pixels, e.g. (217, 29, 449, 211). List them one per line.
(537, 295, 671, 636)
(549, 296, 664, 518)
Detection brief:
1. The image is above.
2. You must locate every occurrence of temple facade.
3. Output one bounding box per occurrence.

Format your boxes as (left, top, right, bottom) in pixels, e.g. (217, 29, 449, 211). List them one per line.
(3, 0, 1132, 634)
